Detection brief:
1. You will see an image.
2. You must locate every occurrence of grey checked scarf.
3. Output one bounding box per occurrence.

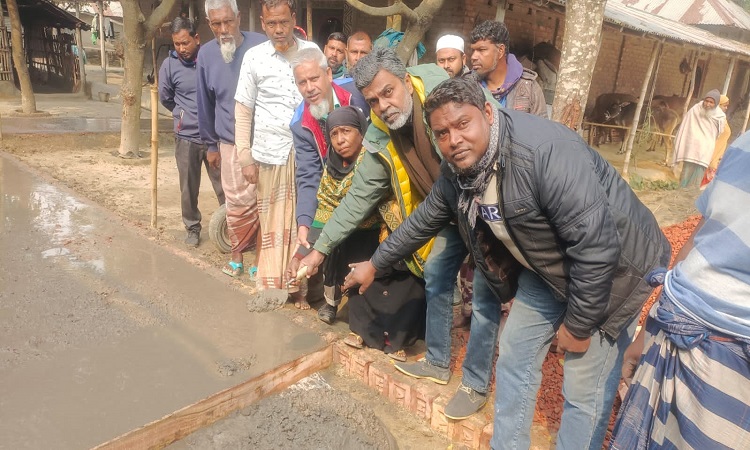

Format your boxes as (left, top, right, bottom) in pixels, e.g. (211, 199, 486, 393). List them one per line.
(451, 109, 501, 227)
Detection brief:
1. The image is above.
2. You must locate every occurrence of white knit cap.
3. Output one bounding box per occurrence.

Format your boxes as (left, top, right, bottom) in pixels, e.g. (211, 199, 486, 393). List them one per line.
(436, 34, 465, 54)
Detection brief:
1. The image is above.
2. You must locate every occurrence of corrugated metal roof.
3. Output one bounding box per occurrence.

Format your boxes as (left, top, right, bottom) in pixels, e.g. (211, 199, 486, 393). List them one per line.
(604, 1, 750, 57)
(613, 0, 750, 29)
(17, 0, 91, 30)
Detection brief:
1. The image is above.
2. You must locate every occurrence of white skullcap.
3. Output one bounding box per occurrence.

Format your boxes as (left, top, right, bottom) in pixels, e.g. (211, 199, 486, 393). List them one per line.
(436, 34, 465, 54)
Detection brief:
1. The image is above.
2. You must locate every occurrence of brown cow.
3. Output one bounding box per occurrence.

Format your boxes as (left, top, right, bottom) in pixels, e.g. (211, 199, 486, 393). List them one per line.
(647, 100, 682, 164)
(652, 95, 687, 115)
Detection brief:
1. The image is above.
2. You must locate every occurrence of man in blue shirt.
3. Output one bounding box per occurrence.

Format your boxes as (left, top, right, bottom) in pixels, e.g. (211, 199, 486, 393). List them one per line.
(159, 17, 224, 248)
(196, 0, 266, 276)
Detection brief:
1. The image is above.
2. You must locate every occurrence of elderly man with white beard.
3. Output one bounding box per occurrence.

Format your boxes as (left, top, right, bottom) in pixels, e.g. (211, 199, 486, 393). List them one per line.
(672, 88, 727, 189)
(197, 0, 266, 278)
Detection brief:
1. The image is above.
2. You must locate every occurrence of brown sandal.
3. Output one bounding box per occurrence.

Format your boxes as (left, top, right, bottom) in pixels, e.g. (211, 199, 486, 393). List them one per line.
(343, 333, 364, 349)
(387, 349, 407, 362)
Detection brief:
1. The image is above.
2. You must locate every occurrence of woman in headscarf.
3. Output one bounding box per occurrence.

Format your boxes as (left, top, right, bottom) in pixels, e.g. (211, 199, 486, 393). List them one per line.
(701, 95, 731, 189)
(289, 106, 426, 361)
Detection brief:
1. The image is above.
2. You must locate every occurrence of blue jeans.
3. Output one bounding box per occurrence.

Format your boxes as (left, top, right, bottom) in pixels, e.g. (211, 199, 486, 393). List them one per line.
(491, 270, 637, 450)
(423, 225, 501, 394)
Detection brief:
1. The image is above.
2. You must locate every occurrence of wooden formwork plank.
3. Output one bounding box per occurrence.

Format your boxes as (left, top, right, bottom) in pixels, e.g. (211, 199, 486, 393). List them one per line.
(93, 345, 333, 450)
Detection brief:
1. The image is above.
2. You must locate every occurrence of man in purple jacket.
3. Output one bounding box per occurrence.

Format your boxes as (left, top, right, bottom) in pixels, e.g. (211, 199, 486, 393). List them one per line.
(159, 17, 224, 248)
(289, 47, 368, 323)
(196, 0, 266, 276)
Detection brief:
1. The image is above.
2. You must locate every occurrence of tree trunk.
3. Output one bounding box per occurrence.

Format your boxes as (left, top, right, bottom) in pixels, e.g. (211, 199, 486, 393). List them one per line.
(6, 0, 36, 114)
(117, 0, 177, 157)
(118, 0, 147, 157)
(551, 0, 607, 130)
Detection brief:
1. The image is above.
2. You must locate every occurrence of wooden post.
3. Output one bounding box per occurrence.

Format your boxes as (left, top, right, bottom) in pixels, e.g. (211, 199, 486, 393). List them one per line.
(645, 42, 664, 114)
(743, 71, 750, 133)
(387, 0, 402, 31)
(722, 56, 736, 95)
(306, 0, 313, 40)
(612, 35, 626, 92)
(75, 25, 87, 96)
(622, 40, 662, 179)
(683, 50, 700, 117)
(97, 1, 107, 84)
(150, 37, 159, 229)
(495, 0, 507, 22)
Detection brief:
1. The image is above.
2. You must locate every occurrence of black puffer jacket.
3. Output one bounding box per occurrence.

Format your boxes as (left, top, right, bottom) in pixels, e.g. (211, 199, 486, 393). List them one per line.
(370, 109, 671, 339)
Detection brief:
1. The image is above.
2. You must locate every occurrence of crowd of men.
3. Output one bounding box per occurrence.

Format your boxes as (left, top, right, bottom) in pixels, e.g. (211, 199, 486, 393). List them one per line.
(157, 0, 749, 448)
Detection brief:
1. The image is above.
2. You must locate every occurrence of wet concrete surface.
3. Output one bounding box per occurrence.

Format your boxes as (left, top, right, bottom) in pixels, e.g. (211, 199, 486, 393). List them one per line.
(171, 372, 399, 450)
(0, 154, 324, 449)
(1, 117, 173, 134)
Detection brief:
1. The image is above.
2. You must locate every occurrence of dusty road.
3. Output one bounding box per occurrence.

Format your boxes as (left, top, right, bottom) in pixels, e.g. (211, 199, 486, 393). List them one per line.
(0, 154, 324, 449)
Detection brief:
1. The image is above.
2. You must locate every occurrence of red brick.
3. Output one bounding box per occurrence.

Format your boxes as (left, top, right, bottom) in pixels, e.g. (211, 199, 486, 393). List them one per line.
(367, 362, 392, 397)
(452, 414, 488, 449)
(350, 351, 374, 384)
(411, 382, 439, 421)
(430, 395, 455, 436)
(332, 342, 351, 374)
(479, 422, 494, 450)
(387, 372, 412, 410)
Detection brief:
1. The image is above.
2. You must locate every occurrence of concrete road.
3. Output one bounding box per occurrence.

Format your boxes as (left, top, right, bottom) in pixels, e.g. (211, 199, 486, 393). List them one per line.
(0, 154, 323, 449)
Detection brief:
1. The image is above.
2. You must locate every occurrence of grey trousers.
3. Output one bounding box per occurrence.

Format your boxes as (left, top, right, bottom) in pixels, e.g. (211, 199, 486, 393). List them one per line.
(175, 137, 225, 232)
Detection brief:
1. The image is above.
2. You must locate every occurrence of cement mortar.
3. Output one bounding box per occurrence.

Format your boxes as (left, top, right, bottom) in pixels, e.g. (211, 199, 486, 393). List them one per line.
(172, 373, 398, 450)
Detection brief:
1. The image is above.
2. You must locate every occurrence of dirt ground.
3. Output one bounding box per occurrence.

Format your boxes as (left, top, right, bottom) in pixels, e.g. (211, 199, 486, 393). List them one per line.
(170, 370, 449, 450)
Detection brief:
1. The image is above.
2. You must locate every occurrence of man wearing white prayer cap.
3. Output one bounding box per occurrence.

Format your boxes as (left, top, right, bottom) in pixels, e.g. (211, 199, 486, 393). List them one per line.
(436, 34, 470, 78)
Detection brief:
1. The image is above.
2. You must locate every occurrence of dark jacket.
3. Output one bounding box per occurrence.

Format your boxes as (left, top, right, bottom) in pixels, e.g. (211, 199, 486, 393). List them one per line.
(158, 50, 201, 143)
(482, 54, 547, 118)
(370, 109, 671, 339)
(291, 79, 369, 228)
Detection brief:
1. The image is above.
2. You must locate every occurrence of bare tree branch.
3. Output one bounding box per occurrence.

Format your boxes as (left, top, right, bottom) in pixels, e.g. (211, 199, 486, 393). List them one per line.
(145, 0, 179, 35)
(344, 0, 418, 23)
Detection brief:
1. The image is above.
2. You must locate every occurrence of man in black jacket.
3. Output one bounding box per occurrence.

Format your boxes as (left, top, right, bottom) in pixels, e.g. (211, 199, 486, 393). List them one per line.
(344, 77, 670, 450)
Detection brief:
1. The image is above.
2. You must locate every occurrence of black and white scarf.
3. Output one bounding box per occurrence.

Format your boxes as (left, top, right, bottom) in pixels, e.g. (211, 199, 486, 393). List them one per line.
(450, 109, 501, 228)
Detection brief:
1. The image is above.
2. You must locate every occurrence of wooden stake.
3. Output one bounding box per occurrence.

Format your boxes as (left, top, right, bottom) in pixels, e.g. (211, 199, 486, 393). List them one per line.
(622, 40, 662, 179)
(150, 37, 158, 229)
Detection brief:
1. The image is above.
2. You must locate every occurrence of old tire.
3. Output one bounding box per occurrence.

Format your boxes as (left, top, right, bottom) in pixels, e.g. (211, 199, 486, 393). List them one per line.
(208, 204, 231, 254)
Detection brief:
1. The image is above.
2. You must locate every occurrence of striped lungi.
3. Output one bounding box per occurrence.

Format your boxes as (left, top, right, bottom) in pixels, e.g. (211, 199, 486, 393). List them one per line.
(255, 147, 298, 294)
(610, 293, 750, 449)
(219, 143, 259, 254)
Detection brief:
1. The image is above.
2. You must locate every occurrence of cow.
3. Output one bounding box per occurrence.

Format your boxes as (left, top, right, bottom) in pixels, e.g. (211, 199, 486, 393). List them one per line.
(652, 95, 687, 115)
(604, 100, 638, 154)
(587, 93, 638, 147)
(647, 100, 682, 164)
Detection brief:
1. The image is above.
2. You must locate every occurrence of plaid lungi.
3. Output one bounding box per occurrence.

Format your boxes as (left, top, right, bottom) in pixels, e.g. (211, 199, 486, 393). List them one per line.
(255, 148, 298, 294)
(611, 293, 750, 449)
